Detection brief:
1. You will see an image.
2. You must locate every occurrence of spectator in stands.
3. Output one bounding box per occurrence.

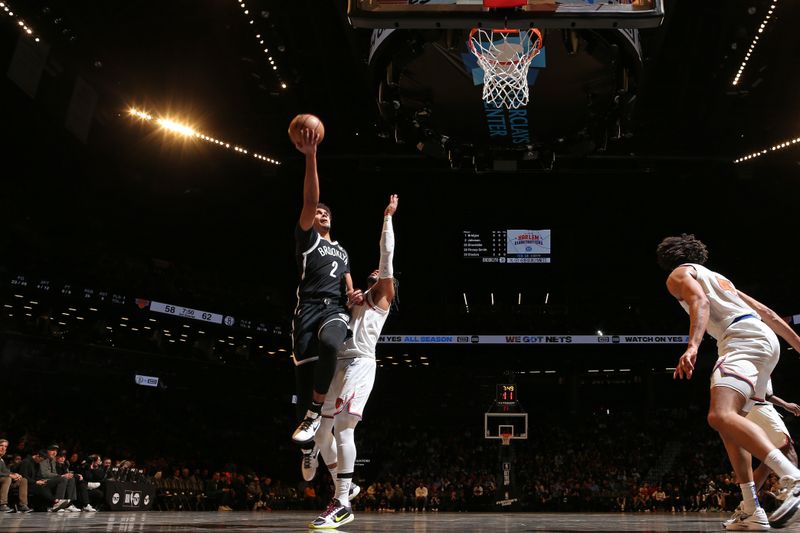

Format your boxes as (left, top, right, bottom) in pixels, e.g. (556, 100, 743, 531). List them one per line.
(0, 438, 32, 513)
(204, 471, 233, 511)
(40, 444, 80, 512)
(80, 454, 105, 509)
(415, 481, 429, 511)
(18, 450, 70, 512)
(55, 450, 97, 512)
(101, 457, 112, 479)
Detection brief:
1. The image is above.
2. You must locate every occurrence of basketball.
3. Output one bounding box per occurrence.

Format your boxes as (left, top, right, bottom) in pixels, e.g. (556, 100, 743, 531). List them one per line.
(288, 114, 325, 147)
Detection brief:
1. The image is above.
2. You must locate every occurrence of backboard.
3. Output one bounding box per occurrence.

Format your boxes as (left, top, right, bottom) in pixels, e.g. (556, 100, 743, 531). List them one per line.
(349, 0, 665, 30)
(485, 412, 528, 440)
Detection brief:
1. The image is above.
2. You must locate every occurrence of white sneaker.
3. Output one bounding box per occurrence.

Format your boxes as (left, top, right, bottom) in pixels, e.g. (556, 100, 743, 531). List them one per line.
(308, 499, 354, 529)
(293, 410, 321, 443)
(66, 504, 81, 513)
(770, 476, 800, 529)
(48, 499, 71, 512)
(349, 483, 361, 501)
(726, 507, 770, 531)
(301, 447, 319, 482)
(83, 504, 98, 512)
(725, 504, 745, 526)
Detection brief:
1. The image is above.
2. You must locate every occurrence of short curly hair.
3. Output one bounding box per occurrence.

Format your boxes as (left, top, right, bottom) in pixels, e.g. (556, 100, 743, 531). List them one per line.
(656, 234, 708, 272)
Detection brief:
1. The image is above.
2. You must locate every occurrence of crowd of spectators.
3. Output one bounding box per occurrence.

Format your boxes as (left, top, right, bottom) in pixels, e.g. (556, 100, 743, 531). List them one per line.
(2, 406, 793, 514)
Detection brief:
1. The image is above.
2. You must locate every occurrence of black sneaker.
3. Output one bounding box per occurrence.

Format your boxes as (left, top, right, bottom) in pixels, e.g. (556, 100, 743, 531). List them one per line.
(16, 504, 33, 513)
(0, 504, 13, 513)
(308, 499, 354, 529)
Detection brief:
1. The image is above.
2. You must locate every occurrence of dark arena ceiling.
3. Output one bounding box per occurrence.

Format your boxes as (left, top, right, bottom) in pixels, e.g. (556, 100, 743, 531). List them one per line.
(1, 0, 799, 368)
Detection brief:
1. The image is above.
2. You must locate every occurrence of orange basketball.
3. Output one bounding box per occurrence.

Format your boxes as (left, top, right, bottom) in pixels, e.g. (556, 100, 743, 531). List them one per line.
(288, 114, 325, 147)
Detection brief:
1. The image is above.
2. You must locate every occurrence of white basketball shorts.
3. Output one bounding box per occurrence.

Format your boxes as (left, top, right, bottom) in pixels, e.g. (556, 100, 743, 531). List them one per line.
(711, 318, 779, 402)
(322, 357, 376, 419)
(746, 403, 792, 448)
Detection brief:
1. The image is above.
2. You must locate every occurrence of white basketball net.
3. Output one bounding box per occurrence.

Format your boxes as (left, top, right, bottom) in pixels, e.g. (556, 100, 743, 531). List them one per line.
(469, 28, 543, 110)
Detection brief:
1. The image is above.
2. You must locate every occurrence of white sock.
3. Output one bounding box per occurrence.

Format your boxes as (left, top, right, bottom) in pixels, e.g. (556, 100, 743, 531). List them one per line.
(328, 465, 337, 481)
(739, 482, 759, 514)
(764, 449, 800, 479)
(335, 475, 352, 507)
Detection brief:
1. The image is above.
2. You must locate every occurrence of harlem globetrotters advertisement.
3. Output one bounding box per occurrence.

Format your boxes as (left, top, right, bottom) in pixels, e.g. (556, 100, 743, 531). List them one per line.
(506, 230, 551, 263)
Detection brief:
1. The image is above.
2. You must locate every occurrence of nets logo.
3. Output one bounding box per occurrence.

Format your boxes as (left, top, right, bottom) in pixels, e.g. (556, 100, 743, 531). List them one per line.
(471, 335, 480, 344)
(124, 490, 142, 508)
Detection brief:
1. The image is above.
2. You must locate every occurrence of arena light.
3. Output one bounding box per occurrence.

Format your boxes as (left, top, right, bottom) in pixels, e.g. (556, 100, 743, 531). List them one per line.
(732, 2, 777, 86)
(156, 118, 196, 137)
(1, 2, 40, 43)
(235, 0, 286, 89)
(733, 134, 800, 163)
(127, 106, 281, 166)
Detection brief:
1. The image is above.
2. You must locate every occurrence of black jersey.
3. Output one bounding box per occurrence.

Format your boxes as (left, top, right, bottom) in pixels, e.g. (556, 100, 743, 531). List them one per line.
(295, 224, 350, 301)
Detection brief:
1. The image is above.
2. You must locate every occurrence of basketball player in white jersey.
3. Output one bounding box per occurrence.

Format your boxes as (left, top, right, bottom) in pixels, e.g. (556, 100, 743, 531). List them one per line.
(307, 194, 398, 529)
(657, 234, 800, 530)
(725, 381, 799, 526)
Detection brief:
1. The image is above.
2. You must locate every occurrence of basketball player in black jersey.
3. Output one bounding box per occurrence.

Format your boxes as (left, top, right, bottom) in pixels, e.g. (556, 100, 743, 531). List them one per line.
(291, 128, 360, 468)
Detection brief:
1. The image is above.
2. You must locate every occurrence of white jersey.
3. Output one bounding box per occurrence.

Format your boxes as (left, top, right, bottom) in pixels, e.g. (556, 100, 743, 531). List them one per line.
(678, 263, 758, 341)
(339, 290, 389, 360)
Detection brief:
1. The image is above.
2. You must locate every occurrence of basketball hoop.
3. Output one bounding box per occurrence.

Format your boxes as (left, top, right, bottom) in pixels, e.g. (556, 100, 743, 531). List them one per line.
(500, 432, 513, 446)
(468, 27, 543, 110)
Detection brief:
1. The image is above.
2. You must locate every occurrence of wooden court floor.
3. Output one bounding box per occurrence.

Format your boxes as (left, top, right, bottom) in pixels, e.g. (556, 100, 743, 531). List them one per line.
(4, 510, 796, 532)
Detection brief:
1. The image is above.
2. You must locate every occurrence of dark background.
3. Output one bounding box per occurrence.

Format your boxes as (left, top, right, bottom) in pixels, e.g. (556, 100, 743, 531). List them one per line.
(1, 0, 798, 476)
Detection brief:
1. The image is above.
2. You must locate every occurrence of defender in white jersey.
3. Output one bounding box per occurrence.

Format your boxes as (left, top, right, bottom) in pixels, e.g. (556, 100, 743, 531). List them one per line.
(307, 194, 399, 530)
(657, 234, 800, 530)
(725, 381, 799, 526)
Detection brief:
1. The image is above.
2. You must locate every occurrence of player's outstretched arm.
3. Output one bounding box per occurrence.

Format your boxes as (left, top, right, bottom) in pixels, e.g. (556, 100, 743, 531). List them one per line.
(767, 394, 800, 416)
(667, 266, 709, 380)
(737, 290, 800, 352)
(373, 194, 398, 311)
(297, 128, 321, 231)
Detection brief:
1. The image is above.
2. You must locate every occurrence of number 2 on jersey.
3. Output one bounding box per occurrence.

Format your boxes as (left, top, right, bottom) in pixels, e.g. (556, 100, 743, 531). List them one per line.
(329, 261, 338, 278)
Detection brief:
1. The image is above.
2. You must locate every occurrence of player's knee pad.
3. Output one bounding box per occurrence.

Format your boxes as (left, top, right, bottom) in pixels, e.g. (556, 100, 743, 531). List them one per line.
(334, 416, 359, 474)
(318, 319, 348, 357)
(316, 417, 337, 467)
(313, 322, 347, 394)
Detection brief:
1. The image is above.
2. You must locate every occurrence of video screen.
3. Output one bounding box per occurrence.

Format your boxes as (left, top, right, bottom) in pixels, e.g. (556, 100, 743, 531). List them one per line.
(463, 229, 551, 264)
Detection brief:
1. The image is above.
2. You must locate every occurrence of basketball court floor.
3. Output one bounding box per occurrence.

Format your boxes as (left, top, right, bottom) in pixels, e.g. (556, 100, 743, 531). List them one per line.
(2, 511, 794, 532)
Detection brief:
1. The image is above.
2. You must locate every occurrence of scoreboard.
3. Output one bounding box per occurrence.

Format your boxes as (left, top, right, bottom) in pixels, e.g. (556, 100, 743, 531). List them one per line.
(463, 229, 551, 264)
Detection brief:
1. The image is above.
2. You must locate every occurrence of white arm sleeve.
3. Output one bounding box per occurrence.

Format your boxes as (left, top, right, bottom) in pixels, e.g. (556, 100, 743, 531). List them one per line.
(379, 215, 394, 279)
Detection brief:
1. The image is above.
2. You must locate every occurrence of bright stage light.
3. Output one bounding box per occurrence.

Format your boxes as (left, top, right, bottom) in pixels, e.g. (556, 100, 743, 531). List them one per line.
(126, 106, 280, 166)
(156, 118, 196, 137)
